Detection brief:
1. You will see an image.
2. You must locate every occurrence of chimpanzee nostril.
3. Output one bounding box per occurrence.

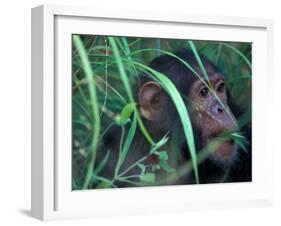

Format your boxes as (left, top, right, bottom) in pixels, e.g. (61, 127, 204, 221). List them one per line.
(218, 106, 224, 113)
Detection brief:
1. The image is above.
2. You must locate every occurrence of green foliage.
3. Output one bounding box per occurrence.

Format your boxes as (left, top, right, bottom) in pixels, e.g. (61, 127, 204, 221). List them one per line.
(231, 132, 249, 153)
(72, 34, 252, 190)
(114, 111, 137, 177)
(73, 35, 101, 189)
(118, 102, 135, 125)
(140, 173, 156, 183)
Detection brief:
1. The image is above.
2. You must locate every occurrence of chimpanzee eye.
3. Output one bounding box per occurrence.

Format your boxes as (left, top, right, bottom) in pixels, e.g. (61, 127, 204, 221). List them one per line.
(217, 82, 225, 93)
(199, 87, 208, 97)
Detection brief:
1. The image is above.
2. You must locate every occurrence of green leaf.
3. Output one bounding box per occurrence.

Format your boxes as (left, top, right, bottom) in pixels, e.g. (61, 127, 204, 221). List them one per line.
(160, 160, 175, 173)
(137, 163, 146, 176)
(140, 173, 156, 183)
(119, 102, 135, 125)
(231, 132, 248, 153)
(231, 132, 246, 139)
(120, 112, 138, 165)
(154, 151, 168, 161)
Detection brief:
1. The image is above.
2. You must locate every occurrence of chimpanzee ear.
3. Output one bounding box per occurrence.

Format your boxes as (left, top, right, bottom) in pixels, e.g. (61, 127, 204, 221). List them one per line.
(138, 81, 164, 121)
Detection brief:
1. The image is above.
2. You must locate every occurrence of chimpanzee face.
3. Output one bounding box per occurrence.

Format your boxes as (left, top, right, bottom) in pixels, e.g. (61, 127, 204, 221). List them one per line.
(187, 72, 238, 164)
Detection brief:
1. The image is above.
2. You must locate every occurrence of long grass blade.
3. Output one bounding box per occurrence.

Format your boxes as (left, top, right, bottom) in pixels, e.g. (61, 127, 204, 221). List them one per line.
(94, 150, 110, 176)
(188, 41, 210, 82)
(73, 35, 101, 189)
(133, 62, 199, 184)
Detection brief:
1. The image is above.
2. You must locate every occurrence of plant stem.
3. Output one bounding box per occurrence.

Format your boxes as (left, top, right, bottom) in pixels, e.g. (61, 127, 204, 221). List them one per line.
(114, 126, 125, 177)
(118, 155, 148, 177)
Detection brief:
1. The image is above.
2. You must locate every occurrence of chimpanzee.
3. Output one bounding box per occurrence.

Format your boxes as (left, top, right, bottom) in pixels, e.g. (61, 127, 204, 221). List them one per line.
(97, 48, 251, 187)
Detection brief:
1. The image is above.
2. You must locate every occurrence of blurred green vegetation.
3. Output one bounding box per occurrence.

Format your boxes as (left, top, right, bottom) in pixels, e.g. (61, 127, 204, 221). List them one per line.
(72, 35, 251, 190)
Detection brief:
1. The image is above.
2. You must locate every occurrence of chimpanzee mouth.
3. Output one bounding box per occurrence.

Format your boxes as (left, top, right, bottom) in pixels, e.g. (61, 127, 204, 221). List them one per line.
(180, 134, 238, 166)
(206, 135, 238, 164)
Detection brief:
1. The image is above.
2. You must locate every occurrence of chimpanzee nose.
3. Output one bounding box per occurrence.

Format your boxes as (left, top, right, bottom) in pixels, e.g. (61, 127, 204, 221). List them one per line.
(212, 101, 225, 116)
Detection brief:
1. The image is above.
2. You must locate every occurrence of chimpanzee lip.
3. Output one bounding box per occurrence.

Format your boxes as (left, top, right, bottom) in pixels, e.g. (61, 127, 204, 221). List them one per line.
(213, 139, 236, 160)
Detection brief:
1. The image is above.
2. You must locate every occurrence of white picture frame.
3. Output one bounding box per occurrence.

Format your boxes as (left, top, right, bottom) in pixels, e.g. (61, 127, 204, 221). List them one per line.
(31, 4, 274, 221)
